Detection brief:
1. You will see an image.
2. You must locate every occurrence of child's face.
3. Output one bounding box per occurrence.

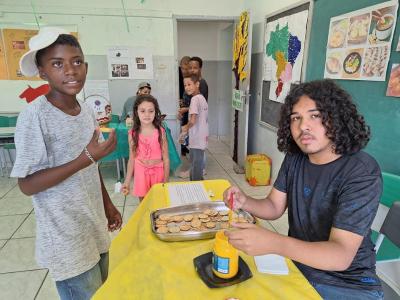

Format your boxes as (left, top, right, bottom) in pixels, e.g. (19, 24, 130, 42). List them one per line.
(184, 78, 200, 96)
(189, 61, 201, 76)
(37, 44, 87, 97)
(137, 101, 155, 125)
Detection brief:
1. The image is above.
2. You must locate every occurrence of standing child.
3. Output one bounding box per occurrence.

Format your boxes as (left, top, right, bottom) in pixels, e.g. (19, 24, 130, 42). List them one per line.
(181, 75, 208, 181)
(122, 95, 169, 202)
(11, 27, 122, 300)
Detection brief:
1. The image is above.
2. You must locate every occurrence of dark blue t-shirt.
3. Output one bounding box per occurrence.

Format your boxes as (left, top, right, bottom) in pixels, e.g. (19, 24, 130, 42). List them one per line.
(274, 151, 382, 291)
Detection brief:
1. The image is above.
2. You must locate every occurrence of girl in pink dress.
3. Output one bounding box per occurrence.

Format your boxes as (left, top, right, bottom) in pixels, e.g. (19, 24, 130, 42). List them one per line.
(122, 95, 170, 202)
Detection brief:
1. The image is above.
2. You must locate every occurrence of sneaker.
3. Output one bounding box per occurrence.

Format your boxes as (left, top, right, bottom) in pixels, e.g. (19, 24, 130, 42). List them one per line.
(178, 170, 190, 179)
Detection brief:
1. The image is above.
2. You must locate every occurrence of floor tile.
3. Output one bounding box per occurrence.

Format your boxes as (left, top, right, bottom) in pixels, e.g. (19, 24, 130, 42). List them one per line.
(13, 213, 36, 238)
(2, 186, 27, 198)
(36, 271, 60, 300)
(0, 237, 39, 272)
(0, 214, 28, 239)
(0, 196, 33, 216)
(269, 215, 289, 236)
(125, 195, 139, 206)
(0, 269, 47, 300)
(122, 205, 138, 224)
(109, 192, 127, 207)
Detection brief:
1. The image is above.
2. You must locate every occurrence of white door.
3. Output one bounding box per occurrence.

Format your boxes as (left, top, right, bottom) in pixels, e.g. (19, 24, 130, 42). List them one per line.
(232, 11, 252, 169)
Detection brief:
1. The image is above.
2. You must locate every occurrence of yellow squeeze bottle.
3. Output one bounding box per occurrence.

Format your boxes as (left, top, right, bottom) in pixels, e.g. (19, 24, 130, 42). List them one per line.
(212, 230, 239, 279)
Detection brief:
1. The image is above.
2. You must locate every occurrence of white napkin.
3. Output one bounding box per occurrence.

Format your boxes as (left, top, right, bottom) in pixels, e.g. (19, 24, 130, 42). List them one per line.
(254, 254, 289, 275)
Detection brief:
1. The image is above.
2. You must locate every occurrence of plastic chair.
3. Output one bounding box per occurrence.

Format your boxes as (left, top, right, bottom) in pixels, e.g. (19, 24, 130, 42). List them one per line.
(8, 116, 18, 127)
(374, 201, 400, 263)
(0, 116, 9, 127)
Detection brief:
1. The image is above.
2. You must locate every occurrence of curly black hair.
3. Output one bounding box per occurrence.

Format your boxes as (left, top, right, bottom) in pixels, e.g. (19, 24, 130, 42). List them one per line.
(277, 79, 370, 155)
(36, 34, 82, 67)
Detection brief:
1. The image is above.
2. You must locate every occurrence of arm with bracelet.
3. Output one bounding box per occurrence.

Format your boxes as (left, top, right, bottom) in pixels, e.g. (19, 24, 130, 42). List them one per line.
(18, 128, 116, 196)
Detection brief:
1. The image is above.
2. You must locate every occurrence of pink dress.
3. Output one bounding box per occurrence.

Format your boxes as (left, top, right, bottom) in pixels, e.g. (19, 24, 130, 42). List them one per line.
(129, 128, 165, 197)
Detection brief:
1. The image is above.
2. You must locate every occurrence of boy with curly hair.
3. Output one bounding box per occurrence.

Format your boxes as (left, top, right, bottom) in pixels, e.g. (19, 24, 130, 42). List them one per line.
(223, 79, 383, 299)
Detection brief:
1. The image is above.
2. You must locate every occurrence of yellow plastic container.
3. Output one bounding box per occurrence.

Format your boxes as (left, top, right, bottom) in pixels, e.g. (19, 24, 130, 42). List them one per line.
(212, 230, 238, 279)
(245, 154, 271, 186)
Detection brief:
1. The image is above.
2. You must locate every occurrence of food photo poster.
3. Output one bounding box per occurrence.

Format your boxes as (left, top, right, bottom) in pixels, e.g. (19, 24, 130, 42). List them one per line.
(386, 64, 400, 97)
(324, 0, 398, 81)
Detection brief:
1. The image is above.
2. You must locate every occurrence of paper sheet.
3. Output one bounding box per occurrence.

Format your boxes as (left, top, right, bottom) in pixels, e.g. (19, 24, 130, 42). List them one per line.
(168, 183, 211, 207)
(254, 254, 289, 275)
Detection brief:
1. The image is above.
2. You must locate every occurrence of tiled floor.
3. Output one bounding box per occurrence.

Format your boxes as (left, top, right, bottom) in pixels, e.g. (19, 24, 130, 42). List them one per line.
(0, 137, 280, 299)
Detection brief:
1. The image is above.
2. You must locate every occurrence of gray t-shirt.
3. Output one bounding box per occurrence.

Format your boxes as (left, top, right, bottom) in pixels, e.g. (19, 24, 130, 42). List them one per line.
(120, 95, 136, 121)
(11, 96, 110, 281)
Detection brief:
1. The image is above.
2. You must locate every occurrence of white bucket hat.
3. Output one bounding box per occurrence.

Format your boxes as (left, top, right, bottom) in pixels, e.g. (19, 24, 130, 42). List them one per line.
(19, 27, 70, 77)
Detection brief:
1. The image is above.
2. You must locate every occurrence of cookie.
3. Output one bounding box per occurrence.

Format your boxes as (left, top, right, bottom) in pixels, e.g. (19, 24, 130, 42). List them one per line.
(156, 226, 169, 233)
(219, 210, 229, 216)
(172, 215, 184, 222)
(201, 217, 211, 223)
(180, 224, 191, 231)
(198, 214, 208, 219)
(191, 219, 202, 228)
(208, 209, 218, 216)
(205, 222, 216, 228)
(155, 219, 167, 225)
(168, 226, 181, 233)
(183, 214, 193, 222)
(159, 214, 171, 221)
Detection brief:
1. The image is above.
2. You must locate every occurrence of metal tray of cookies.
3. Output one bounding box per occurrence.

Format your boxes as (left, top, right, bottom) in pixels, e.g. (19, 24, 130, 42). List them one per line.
(150, 201, 255, 242)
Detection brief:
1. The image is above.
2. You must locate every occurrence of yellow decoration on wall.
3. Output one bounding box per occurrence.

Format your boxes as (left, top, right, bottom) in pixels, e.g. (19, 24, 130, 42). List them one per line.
(1, 28, 79, 81)
(232, 11, 249, 86)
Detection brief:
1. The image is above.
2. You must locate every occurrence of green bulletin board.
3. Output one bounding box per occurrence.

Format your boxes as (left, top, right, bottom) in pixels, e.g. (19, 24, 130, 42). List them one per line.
(306, 0, 400, 175)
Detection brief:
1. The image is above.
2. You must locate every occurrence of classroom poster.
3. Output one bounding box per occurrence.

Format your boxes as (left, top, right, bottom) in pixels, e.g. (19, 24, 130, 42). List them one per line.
(131, 47, 153, 80)
(107, 47, 133, 80)
(0, 32, 8, 80)
(107, 46, 153, 80)
(263, 9, 309, 103)
(324, 0, 398, 81)
(386, 64, 400, 97)
(2, 28, 39, 80)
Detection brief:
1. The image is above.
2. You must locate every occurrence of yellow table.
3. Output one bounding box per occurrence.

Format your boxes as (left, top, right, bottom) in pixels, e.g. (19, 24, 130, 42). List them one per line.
(93, 180, 321, 300)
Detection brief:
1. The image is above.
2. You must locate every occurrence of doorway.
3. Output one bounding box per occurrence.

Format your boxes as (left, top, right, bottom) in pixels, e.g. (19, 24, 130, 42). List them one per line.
(176, 20, 234, 143)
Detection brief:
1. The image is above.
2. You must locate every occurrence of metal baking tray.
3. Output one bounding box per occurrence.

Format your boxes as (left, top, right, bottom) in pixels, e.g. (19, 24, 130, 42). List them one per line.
(150, 201, 255, 242)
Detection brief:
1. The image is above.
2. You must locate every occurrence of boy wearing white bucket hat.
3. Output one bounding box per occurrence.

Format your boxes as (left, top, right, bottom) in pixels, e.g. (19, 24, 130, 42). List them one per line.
(11, 27, 122, 300)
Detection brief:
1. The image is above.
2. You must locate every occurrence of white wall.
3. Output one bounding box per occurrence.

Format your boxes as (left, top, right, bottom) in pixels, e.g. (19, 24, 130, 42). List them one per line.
(0, 0, 244, 113)
(177, 21, 233, 61)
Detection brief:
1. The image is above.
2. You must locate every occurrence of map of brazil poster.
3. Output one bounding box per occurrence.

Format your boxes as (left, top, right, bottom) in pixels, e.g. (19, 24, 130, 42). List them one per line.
(263, 10, 309, 102)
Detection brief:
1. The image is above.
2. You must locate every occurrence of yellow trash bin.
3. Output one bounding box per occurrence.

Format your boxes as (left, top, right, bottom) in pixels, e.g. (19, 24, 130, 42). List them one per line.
(245, 154, 271, 186)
